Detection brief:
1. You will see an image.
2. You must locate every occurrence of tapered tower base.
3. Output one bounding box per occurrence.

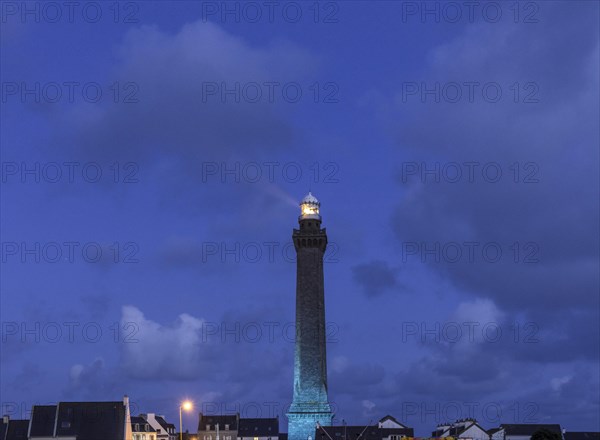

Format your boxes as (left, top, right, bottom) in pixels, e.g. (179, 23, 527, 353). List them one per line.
(287, 411, 333, 440)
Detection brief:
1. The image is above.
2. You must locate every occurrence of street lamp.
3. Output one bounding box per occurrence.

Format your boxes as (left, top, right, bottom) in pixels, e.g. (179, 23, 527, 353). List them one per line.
(179, 400, 193, 440)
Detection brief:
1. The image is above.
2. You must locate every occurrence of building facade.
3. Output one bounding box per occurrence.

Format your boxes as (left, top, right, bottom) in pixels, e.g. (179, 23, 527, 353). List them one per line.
(432, 419, 488, 440)
(197, 414, 279, 440)
(25, 396, 132, 440)
(197, 414, 239, 440)
(1, 416, 29, 440)
(141, 414, 176, 440)
(315, 416, 413, 440)
(131, 416, 157, 440)
(238, 417, 279, 440)
(490, 424, 563, 440)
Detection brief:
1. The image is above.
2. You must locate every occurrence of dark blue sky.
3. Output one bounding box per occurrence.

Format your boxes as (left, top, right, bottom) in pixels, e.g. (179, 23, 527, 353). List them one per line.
(1, 1, 599, 436)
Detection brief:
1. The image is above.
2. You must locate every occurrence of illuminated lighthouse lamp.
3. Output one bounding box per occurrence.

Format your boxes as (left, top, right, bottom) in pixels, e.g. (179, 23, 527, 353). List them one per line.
(299, 192, 321, 220)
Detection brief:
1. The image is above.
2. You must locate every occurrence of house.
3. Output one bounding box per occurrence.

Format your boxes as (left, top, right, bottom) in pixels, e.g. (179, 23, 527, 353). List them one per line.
(1, 416, 29, 440)
(378, 415, 413, 440)
(490, 424, 563, 440)
(432, 419, 489, 440)
(141, 414, 176, 440)
(488, 428, 502, 439)
(28, 405, 56, 438)
(197, 414, 280, 440)
(198, 414, 239, 440)
(156, 416, 176, 440)
(316, 424, 383, 440)
(315, 417, 413, 440)
(378, 416, 407, 430)
(28, 396, 132, 440)
(237, 417, 279, 440)
(132, 415, 158, 440)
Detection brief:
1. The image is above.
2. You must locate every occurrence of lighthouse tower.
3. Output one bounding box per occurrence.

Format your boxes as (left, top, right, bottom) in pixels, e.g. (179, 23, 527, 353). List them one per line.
(287, 192, 333, 440)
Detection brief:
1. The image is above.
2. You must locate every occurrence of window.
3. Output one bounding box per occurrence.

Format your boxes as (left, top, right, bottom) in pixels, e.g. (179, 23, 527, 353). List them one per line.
(207, 425, 211, 431)
(135, 424, 140, 432)
(61, 421, 71, 429)
(225, 425, 230, 430)
(142, 435, 146, 440)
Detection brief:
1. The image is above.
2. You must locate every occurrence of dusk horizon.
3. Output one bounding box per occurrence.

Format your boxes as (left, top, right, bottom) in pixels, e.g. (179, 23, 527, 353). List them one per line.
(1, 2, 599, 440)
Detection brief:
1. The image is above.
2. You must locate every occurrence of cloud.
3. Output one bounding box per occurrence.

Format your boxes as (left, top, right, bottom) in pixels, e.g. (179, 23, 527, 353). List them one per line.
(550, 375, 572, 392)
(390, 3, 599, 320)
(451, 299, 504, 340)
(65, 358, 121, 400)
(69, 358, 105, 388)
(119, 305, 208, 380)
(514, 368, 599, 427)
(362, 399, 376, 417)
(55, 20, 315, 166)
(352, 260, 400, 297)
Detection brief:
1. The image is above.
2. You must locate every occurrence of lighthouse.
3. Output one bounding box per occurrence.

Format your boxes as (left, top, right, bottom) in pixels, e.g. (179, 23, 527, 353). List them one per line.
(287, 192, 333, 440)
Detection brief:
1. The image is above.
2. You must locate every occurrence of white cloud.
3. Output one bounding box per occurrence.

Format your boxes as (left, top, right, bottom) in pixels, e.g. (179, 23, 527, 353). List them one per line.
(119, 305, 207, 380)
(550, 375, 572, 392)
(453, 298, 504, 327)
(361, 399, 376, 417)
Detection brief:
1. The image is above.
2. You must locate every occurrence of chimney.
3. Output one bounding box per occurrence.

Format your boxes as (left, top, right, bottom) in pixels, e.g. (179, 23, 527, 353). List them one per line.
(124, 395, 130, 407)
(3, 415, 9, 424)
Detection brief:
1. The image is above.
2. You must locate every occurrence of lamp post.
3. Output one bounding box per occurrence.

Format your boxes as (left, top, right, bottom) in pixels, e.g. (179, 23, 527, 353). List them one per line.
(179, 400, 193, 440)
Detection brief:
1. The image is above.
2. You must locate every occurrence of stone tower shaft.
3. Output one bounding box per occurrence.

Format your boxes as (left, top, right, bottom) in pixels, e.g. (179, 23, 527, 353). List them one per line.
(287, 193, 333, 440)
